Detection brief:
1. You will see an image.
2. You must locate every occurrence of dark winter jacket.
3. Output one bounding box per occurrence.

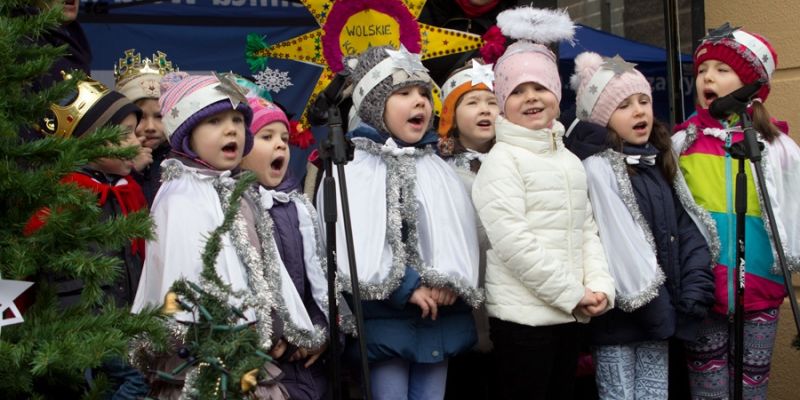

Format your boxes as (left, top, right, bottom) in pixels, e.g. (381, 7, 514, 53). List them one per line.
(561, 105, 612, 160)
(589, 144, 715, 344)
(266, 175, 329, 400)
(24, 167, 146, 309)
(132, 143, 170, 207)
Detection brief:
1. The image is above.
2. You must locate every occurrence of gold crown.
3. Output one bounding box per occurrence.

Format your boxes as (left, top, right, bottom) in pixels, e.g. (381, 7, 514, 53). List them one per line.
(113, 49, 177, 84)
(39, 72, 111, 138)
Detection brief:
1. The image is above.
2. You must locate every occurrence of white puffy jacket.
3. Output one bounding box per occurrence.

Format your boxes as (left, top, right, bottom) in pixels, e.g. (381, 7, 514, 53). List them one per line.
(472, 116, 615, 326)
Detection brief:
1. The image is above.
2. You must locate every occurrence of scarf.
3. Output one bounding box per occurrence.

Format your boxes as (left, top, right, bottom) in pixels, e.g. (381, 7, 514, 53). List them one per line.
(455, 0, 501, 18)
(23, 172, 146, 257)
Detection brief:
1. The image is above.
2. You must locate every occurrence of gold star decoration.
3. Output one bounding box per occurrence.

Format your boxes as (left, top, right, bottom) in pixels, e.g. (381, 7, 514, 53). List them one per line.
(250, 0, 484, 127)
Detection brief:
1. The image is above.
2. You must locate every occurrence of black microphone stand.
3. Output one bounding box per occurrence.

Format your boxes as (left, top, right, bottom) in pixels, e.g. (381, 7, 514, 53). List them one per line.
(723, 103, 800, 400)
(311, 78, 372, 400)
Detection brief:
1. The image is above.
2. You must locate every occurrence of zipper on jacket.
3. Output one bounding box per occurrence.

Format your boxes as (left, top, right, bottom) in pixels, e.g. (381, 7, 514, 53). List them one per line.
(551, 131, 557, 152)
(724, 131, 735, 314)
(564, 157, 574, 271)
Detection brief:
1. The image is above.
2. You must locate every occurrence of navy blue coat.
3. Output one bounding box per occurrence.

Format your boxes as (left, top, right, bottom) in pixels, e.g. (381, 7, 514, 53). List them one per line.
(265, 175, 329, 400)
(589, 144, 715, 345)
(132, 144, 170, 207)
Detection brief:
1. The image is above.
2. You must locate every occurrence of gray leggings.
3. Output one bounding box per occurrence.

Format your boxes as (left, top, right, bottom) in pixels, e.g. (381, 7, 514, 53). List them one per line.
(593, 341, 669, 400)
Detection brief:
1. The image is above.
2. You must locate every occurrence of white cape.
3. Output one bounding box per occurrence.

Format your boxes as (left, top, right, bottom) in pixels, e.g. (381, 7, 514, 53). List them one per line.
(316, 137, 482, 306)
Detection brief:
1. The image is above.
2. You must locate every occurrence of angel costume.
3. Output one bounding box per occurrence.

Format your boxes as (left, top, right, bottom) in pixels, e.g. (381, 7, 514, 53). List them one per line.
(316, 125, 481, 364)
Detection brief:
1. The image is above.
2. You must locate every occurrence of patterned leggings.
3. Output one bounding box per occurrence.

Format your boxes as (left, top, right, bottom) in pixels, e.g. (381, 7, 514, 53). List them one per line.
(684, 309, 779, 400)
(593, 341, 669, 400)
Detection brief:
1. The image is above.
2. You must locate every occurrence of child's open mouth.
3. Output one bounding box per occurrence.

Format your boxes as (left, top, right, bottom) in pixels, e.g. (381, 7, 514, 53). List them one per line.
(633, 121, 648, 133)
(476, 119, 492, 128)
(270, 156, 285, 173)
(221, 142, 238, 158)
(407, 114, 425, 128)
(703, 89, 718, 105)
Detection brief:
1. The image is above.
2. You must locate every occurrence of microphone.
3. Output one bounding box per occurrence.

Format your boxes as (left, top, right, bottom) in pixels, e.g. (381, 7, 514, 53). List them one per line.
(308, 71, 351, 127)
(708, 81, 764, 119)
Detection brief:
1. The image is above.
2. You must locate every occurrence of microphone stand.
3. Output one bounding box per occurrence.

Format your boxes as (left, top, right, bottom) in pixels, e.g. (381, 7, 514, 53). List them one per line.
(313, 80, 372, 400)
(724, 107, 800, 400)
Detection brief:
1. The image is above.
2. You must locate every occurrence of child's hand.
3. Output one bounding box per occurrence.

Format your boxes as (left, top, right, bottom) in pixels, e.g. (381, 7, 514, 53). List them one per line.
(132, 143, 153, 172)
(410, 286, 438, 320)
(583, 292, 609, 317)
(299, 343, 328, 368)
(430, 287, 457, 306)
(268, 339, 288, 359)
(577, 287, 598, 307)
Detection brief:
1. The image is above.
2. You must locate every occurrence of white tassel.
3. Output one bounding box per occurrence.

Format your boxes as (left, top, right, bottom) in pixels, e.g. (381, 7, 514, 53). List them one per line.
(496, 7, 576, 45)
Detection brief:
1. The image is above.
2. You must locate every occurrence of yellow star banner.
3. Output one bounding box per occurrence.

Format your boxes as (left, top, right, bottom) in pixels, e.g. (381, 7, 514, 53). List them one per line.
(247, 0, 483, 129)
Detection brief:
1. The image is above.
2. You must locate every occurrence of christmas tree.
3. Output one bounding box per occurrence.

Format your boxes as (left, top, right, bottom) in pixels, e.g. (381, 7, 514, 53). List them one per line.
(146, 173, 284, 399)
(0, 3, 166, 398)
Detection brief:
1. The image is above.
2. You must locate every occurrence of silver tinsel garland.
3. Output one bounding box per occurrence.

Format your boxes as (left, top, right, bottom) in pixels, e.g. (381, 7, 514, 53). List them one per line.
(215, 182, 277, 350)
(349, 138, 484, 307)
(449, 153, 473, 173)
(600, 149, 665, 312)
(248, 187, 327, 350)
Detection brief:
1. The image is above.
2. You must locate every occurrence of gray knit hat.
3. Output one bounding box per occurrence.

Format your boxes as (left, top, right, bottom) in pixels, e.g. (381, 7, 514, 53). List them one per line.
(346, 45, 434, 134)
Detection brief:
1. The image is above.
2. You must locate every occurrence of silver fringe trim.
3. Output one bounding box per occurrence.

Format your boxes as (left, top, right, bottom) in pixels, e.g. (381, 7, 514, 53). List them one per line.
(750, 147, 800, 274)
(161, 159, 185, 182)
(678, 124, 723, 266)
(289, 191, 334, 310)
(348, 138, 484, 307)
(180, 367, 200, 398)
(677, 124, 698, 156)
(449, 154, 473, 173)
(245, 186, 328, 351)
(599, 150, 665, 312)
(215, 182, 278, 350)
(670, 151, 722, 265)
(128, 318, 189, 372)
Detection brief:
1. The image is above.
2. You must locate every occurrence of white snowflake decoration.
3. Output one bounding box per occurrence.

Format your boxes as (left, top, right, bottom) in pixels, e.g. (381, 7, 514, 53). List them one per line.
(254, 67, 293, 93)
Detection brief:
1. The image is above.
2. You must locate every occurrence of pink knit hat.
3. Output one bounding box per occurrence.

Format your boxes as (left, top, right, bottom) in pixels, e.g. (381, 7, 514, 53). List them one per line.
(494, 42, 561, 108)
(248, 96, 289, 134)
(570, 52, 652, 127)
(694, 23, 777, 102)
(159, 72, 253, 157)
(491, 7, 576, 110)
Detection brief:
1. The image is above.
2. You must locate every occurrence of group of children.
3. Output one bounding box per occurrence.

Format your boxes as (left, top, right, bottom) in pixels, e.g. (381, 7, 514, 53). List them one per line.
(33, 5, 800, 400)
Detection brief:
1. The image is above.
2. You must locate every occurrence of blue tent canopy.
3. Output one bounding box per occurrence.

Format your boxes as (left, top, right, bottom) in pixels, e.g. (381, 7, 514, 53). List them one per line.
(562, 24, 692, 63)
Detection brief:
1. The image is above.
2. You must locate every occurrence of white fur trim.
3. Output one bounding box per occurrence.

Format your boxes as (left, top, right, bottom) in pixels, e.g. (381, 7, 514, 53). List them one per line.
(496, 7, 575, 45)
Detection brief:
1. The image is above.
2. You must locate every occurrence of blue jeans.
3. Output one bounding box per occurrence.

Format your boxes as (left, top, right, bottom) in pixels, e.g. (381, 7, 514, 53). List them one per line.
(370, 358, 449, 400)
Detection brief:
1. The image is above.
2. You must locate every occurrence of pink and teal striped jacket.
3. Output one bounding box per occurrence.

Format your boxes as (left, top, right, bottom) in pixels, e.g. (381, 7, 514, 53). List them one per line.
(673, 106, 799, 315)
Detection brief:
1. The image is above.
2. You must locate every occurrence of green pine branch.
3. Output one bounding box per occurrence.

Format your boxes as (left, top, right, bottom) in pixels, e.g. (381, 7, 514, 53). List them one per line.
(158, 172, 279, 398)
(0, 4, 166, 398)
